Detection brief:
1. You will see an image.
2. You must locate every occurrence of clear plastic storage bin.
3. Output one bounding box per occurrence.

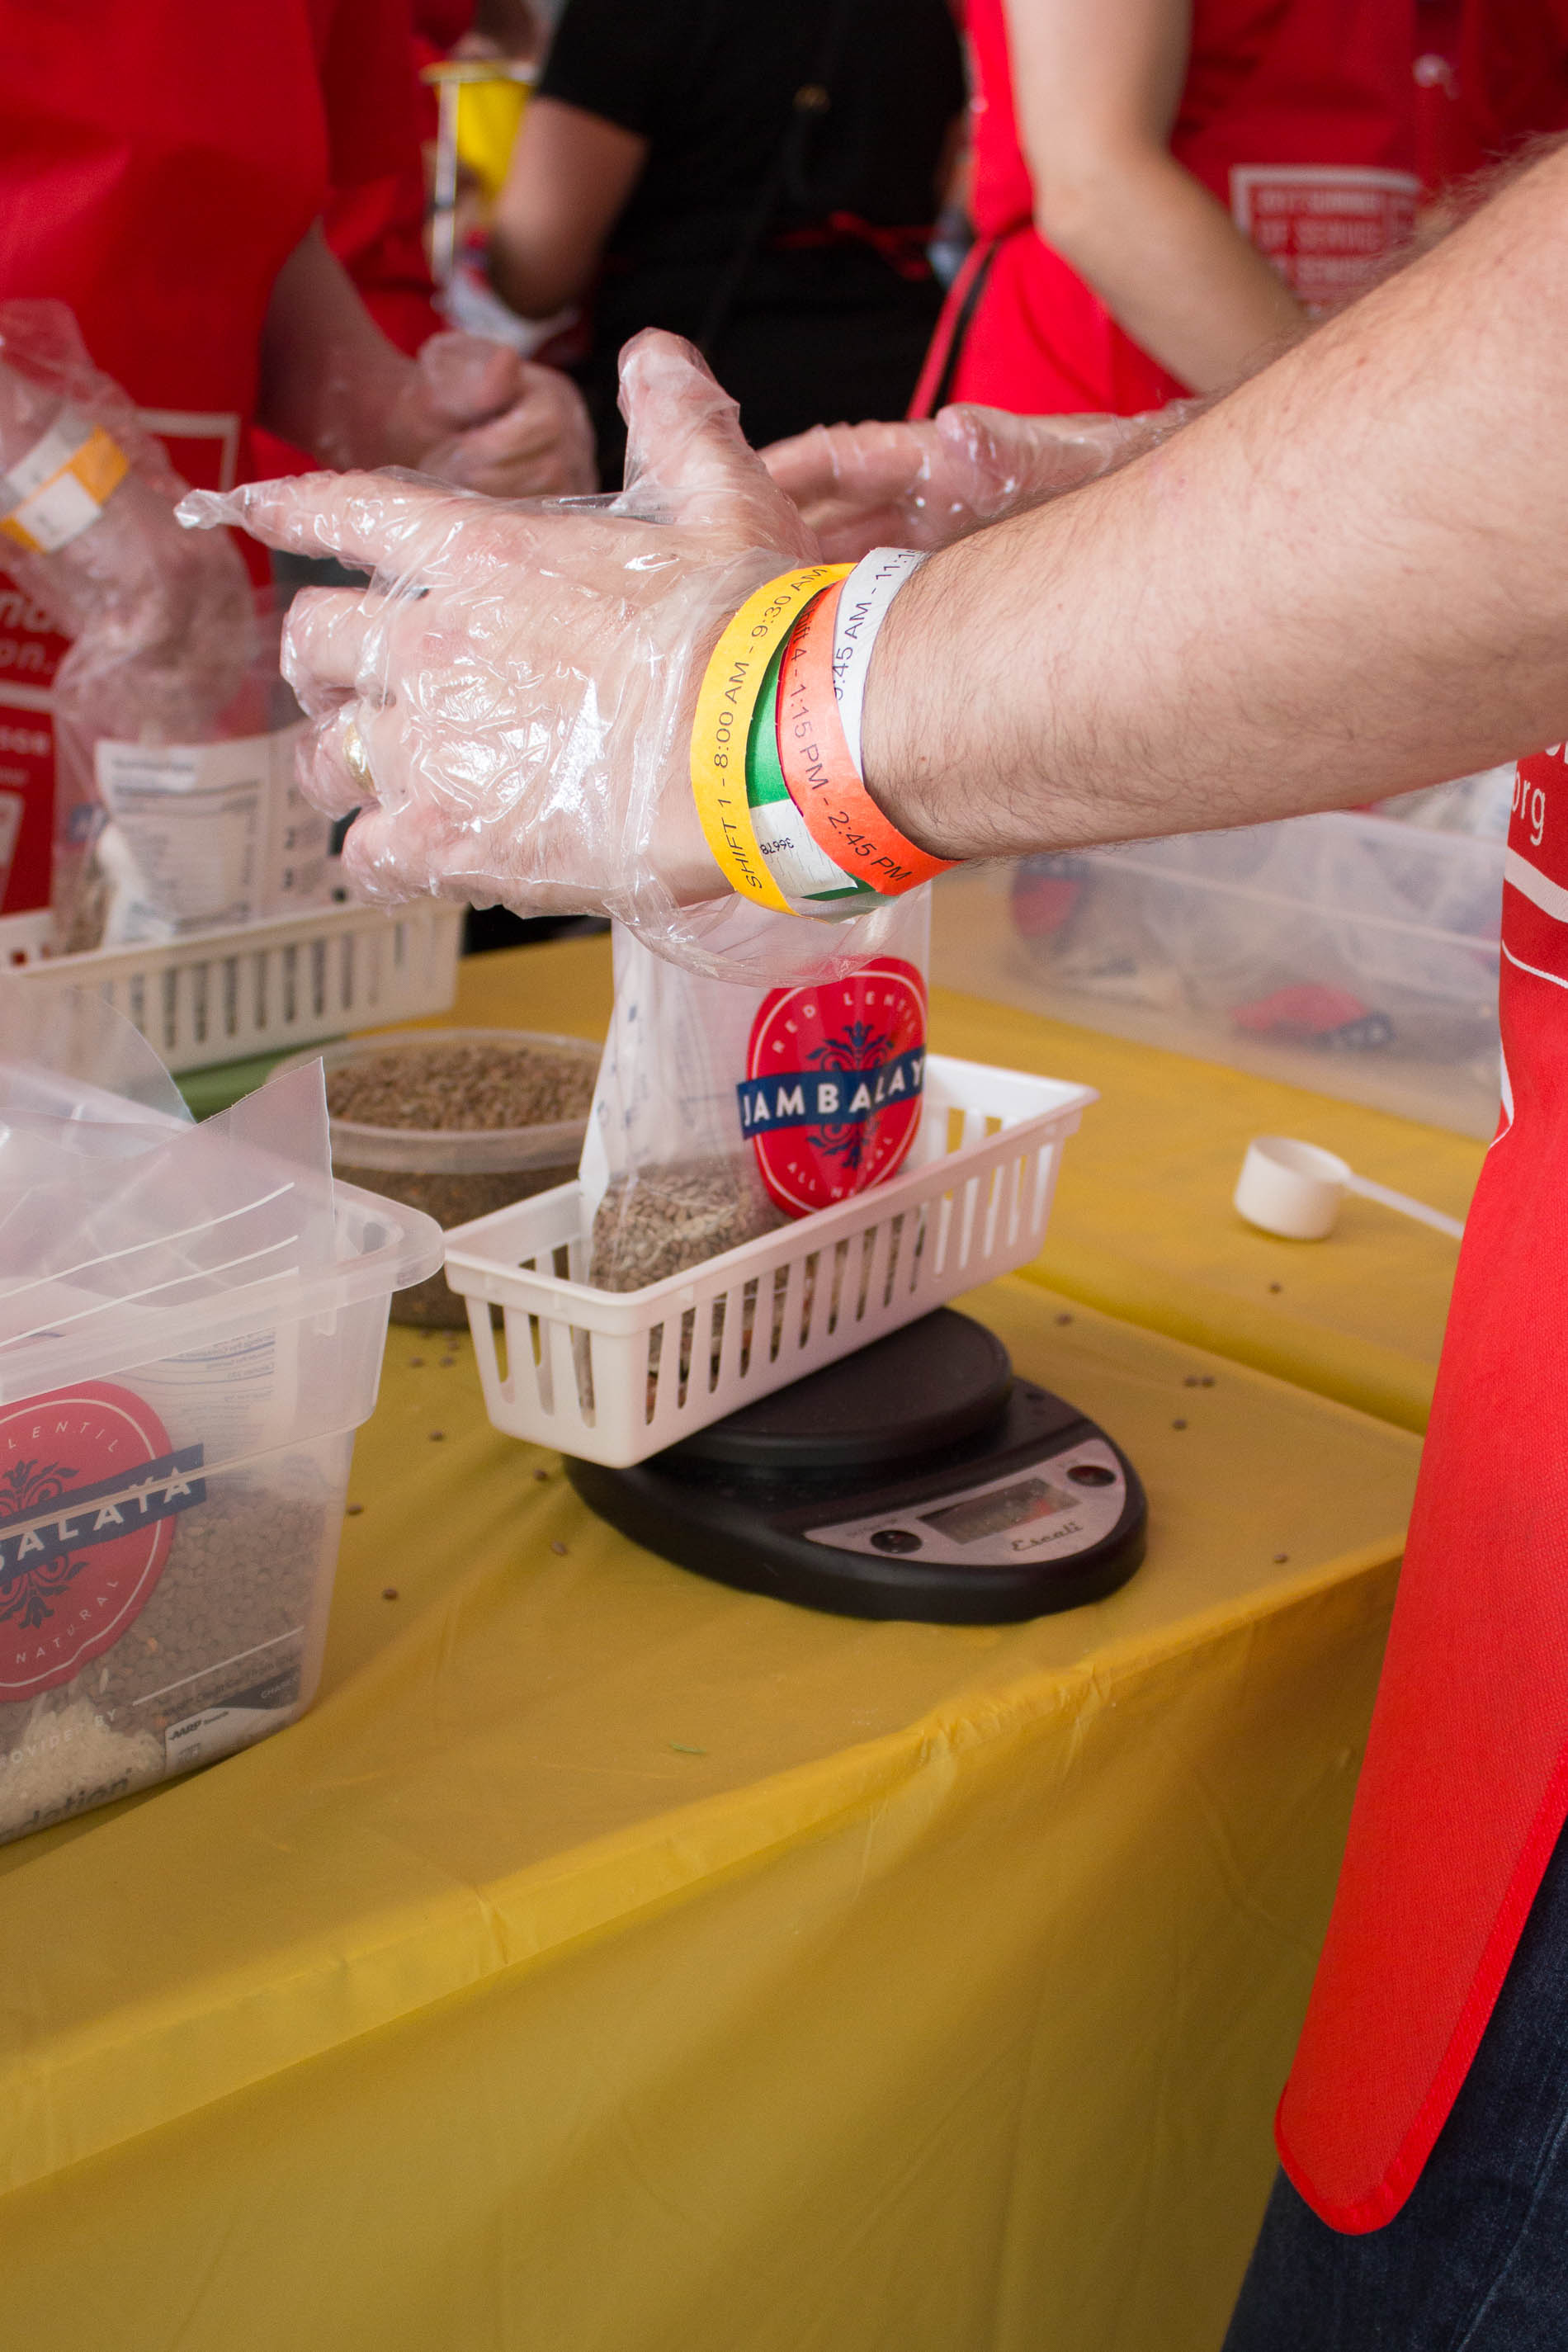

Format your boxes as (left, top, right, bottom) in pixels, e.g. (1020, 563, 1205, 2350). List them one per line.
(277, 1027, 601, 1327)
(933, 812, 1505, 1137)
(0, 1171, 442, 1844)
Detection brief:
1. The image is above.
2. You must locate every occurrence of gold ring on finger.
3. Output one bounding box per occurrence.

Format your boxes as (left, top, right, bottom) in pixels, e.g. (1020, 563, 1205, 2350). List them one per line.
(343, 718, 375, 795)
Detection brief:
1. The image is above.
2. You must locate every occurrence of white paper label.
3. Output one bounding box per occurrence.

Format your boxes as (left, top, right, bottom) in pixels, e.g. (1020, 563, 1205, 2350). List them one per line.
(163, 1696, 296, 1772)
(12, 471, 99, 554)
(95, 720, 328, 941)
(2, 417, 86, 503)
(267, 735, 330, 910)
(0, 411, 130, 554)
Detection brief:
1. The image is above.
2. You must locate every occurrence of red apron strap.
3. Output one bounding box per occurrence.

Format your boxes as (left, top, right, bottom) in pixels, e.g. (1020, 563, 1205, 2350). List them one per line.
(908, 238, 995, 419)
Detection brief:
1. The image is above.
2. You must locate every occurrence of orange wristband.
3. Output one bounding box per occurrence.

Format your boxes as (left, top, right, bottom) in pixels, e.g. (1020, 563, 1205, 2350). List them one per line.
(776, 581, 955, 895)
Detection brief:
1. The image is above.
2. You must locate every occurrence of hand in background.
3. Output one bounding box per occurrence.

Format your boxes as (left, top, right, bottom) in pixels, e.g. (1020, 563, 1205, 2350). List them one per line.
(383, 332, 597, 498)
(763, 400, 1196, 560)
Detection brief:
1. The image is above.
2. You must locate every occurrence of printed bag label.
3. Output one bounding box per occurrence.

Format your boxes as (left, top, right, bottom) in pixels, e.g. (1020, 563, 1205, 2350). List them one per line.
(739, 956, 927, 1215)
(0, 1382, 203, 1699)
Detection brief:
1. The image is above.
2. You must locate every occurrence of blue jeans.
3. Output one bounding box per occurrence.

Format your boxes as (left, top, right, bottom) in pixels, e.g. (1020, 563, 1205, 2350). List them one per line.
(1224, 1822, 1568, 2350)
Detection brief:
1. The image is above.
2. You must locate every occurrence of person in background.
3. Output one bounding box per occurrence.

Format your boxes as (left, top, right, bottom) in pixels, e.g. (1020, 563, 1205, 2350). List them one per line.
(486, 0, 967, 483)
(0, 0, 594, 948)
(912, 0, 1418, 418)
(248, 0, 575, 474)
(0, 0, 594, 522)
(192, 135, 1568, 2335)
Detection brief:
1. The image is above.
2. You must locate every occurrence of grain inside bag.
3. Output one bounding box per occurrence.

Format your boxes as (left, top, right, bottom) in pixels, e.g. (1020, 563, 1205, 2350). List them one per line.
(582, 892, 932, 1293)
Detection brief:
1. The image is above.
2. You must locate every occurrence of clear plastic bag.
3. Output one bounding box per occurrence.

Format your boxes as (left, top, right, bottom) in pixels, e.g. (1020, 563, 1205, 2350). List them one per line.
(0, 299, 250, 664)
(0, 300, 270, 949)
(57, 592, 332, 952)
(583, 890, 931, 1292)
(0, 983, 338, 1361)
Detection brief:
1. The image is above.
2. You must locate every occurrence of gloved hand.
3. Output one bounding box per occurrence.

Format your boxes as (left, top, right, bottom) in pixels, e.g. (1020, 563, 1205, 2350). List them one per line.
(762, 400, 1199, 561)
(180, 331, 904, 979)
(383, 332, 597, 498)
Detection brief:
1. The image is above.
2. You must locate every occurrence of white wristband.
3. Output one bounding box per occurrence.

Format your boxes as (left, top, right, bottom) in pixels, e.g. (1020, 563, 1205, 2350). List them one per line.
(830, 547, 928, 775)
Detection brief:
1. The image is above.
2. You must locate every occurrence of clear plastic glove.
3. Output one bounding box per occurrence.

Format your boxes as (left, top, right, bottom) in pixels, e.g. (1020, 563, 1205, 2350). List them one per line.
(178, 329, 918, 981)
(762, 400, 1201, 561)
(381, 332, 597, 498)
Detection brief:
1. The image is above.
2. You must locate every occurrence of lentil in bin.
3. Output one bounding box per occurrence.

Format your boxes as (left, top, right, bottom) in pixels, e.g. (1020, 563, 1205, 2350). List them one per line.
(297, 1029, 601, 1327)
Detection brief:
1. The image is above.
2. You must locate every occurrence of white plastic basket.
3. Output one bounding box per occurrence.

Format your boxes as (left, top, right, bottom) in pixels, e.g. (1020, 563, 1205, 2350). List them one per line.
(444, 1053, 1095, 1467)
(2, 898, 463, 1073)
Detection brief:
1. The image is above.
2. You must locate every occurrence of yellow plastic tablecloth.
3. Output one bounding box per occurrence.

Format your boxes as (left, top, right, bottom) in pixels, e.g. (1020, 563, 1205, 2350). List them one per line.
(450, 937, 1482, 1431)
(0, 1264, 1419, 2352)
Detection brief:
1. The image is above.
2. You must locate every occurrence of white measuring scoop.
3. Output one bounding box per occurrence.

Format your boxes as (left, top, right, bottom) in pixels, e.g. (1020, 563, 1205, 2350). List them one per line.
(1234, 1135, 1466, 1243)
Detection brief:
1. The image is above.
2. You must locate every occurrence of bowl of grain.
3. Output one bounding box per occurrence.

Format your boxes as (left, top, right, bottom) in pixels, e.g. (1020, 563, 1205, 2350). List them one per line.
(279, 1027, 601, 1325)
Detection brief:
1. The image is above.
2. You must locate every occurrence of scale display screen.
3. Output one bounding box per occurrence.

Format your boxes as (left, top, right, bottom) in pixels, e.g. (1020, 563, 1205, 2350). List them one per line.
(919, 1474, 1078, 1547)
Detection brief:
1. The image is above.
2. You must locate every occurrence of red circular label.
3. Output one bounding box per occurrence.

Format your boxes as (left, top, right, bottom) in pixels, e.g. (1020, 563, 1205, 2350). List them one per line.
(743, 957, 928, 1215)
(0, 1381, 180, 1700)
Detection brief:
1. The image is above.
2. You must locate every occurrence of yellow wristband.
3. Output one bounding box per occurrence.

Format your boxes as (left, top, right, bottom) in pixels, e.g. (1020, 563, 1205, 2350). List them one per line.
(690, 563, 852, 914)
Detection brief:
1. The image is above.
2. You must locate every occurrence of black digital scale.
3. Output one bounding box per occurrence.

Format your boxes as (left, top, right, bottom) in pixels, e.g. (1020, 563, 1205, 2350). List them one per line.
(566, 1309, 1147, 1623)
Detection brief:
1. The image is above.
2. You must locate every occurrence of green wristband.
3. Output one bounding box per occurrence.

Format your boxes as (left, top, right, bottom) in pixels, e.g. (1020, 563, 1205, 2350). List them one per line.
(745, 621, 880, 910)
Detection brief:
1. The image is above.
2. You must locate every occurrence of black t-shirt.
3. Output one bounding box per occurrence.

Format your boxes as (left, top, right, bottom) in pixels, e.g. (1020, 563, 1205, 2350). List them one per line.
(537, 0, 966, 269)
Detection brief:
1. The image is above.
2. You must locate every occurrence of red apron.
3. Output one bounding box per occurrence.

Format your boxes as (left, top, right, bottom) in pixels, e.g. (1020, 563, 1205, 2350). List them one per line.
(914, 0, 1418, 418)
(0, 0, 418, 924)
(1278, 754, 1568, 2229)
(1457, 0, 1568, 160)
(0, 0, 418, 469)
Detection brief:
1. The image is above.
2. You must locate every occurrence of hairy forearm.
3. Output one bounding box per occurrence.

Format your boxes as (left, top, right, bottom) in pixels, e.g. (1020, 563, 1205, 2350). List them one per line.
(1036, 149, 1303, 391)
(863, 144, 1568, 861)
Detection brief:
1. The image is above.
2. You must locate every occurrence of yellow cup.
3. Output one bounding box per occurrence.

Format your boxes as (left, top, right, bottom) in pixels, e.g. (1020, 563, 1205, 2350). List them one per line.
(423, 61, 535, 202)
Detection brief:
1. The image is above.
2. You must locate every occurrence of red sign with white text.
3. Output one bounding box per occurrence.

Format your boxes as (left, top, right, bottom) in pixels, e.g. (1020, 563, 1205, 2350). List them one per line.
(0, 1383, 201, 1699)
(741, 958, 928, 1216)
(1232, 166, 1419, 310)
